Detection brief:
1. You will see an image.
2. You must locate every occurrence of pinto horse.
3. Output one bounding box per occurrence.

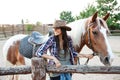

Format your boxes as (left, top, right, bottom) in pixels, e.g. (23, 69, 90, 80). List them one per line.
(67, 12, 114, 66)
(3, 12, 114, 80)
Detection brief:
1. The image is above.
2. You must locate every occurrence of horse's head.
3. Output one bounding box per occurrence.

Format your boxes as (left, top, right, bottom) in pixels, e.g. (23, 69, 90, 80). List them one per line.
(85, 12, 114, 66)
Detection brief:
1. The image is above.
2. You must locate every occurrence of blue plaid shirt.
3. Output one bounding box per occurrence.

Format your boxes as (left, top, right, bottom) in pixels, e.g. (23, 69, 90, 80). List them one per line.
(36, 35, 78, 64)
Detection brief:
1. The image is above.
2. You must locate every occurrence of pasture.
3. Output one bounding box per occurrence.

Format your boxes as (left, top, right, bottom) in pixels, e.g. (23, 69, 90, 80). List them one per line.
(0, 36, 120, 80)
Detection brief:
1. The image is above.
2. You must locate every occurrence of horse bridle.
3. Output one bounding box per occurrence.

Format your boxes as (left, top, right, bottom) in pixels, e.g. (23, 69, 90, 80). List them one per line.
(84, 22, 97, 65)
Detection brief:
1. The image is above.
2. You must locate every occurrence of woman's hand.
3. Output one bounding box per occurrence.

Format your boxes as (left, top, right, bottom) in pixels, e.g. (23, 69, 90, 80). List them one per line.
(52, 57, 61, 68)
(77, 54, 94, 59)
(41, 54, 61, 68)
(84, 54, 94, 59)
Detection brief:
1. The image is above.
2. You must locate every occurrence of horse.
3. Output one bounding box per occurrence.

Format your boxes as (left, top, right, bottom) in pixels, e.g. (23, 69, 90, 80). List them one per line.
(67, 12, 114, 66)
(2, 12, 114, 80)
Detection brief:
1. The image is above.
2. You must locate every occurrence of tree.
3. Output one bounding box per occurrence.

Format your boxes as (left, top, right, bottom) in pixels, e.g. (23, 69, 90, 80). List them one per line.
(59, 5, 96, 23)
(60, 11, 75, 23)
(75, 4, 97, 20)
(59, 0, 120, 29)
(96, 0, 120, 29)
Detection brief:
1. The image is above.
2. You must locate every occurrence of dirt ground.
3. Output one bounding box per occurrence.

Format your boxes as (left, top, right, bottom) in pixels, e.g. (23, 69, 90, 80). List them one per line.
(0, 36, 120, 80)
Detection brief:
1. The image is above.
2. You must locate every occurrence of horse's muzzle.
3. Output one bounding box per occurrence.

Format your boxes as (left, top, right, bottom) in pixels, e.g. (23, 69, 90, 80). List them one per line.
(104, 56, 110, 66)
(100, 56, 112, 66)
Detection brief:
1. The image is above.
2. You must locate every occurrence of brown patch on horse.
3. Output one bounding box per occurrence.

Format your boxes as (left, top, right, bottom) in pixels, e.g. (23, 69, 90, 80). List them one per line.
(7, 45, 17, 65)
(16, 40, 25, 65)
(7, 40, 25, 65)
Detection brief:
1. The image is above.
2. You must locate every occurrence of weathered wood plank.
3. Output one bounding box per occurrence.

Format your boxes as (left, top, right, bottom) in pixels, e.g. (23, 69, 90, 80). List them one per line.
(47, 65, 120, 74)
(0, 65, 120, 76)
(0, 65, 31, 75)
(0, 57, 120, 76)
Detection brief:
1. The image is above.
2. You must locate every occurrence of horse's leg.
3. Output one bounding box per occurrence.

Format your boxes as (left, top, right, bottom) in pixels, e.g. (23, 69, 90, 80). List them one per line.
(5, 61, 15, 80)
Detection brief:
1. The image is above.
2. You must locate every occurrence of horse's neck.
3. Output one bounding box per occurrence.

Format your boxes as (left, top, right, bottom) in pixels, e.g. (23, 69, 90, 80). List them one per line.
(75, 40, 86, 53)
(67, 19, 87, 47)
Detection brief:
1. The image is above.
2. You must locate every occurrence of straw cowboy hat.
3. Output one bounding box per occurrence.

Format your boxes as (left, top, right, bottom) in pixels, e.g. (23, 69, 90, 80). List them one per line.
(53, 20, 71, 31)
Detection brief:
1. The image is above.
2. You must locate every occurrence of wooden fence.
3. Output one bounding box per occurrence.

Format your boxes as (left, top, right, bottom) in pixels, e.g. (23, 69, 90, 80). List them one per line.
(0, 24, 53, 39)
(0, 24, 120, 39)
(1, 24, 120, 37)
(0, 57, 120, 80)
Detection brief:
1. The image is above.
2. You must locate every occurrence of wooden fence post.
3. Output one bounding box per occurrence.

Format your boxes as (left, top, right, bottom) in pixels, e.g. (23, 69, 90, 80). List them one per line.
(2, 25, 6, 38)
(31, 57, 46, 80)
(12, 25, 14, 36)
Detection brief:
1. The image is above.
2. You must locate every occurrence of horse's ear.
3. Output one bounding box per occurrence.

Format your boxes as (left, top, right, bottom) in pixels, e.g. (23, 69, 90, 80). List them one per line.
(91, 11, 98, 22)
(103, 13, 110, 21)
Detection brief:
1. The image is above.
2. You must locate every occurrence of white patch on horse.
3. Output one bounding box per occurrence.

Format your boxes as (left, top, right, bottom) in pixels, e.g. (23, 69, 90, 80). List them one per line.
(100, 26, 114, 63)
(67, 19, 86, 46)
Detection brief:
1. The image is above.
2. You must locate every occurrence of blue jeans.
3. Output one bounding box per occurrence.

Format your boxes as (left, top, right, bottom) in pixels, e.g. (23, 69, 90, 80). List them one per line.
(60, 73, 72, 80)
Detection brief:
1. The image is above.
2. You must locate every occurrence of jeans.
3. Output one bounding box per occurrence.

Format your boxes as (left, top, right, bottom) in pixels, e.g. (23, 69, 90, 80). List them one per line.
(60, 73, 71, 80)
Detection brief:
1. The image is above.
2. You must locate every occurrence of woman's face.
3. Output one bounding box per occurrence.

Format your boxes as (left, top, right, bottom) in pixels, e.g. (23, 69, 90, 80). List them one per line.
(53, 27, 62, 36)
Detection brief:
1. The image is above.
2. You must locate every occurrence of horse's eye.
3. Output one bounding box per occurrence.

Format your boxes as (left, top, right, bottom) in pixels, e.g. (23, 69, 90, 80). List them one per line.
(92, 31, 98, 35)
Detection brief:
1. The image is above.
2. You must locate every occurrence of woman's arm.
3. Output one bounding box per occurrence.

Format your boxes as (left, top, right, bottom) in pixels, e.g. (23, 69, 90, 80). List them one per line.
(41, 54, 61, 68)
(35, 36, 61, 68)
(35, 36, 53, 57)
(77, 54, 93, 59)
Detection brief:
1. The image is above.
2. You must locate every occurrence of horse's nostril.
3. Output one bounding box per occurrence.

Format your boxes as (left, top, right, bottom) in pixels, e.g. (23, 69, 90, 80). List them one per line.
(104, 57, 110, 65)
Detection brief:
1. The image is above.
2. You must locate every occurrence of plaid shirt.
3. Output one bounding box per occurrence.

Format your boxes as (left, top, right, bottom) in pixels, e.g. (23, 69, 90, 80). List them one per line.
(36, 35, 78, 64)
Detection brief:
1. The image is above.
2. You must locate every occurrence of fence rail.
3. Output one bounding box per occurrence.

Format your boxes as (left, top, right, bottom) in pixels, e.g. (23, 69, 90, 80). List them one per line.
(0, 57, 120, 80)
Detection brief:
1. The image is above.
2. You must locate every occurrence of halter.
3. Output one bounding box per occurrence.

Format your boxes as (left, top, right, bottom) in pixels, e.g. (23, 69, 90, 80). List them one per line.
(87, 22, 95, 53)
(84, 22, 97, 65)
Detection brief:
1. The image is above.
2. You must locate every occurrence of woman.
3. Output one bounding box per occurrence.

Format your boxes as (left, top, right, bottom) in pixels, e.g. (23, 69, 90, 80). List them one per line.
(35, 20, 93, 80)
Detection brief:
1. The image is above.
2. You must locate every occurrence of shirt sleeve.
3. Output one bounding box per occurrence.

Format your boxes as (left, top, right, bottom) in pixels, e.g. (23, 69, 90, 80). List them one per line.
(35, 36, 53, 57)
(68, 36, 78, 57)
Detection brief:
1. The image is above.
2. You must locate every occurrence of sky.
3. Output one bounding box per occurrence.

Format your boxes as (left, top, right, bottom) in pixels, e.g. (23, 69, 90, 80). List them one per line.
(0, 0, 119, 24)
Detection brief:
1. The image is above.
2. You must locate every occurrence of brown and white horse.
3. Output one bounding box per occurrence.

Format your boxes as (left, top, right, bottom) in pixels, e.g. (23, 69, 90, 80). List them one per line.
(3, 12, 114, 80)
(67, 12, 114, 66)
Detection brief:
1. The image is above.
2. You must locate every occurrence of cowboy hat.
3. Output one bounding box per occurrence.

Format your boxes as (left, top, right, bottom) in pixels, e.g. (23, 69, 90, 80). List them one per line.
(53, 20, 71, 31)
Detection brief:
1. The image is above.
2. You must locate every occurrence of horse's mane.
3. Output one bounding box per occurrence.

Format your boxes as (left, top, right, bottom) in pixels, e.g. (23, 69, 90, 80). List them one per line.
(67, 19, 87, 46)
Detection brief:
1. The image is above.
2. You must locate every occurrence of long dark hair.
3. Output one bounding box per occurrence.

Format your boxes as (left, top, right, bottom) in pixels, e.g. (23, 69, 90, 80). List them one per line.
(54, 28, 69, 55)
